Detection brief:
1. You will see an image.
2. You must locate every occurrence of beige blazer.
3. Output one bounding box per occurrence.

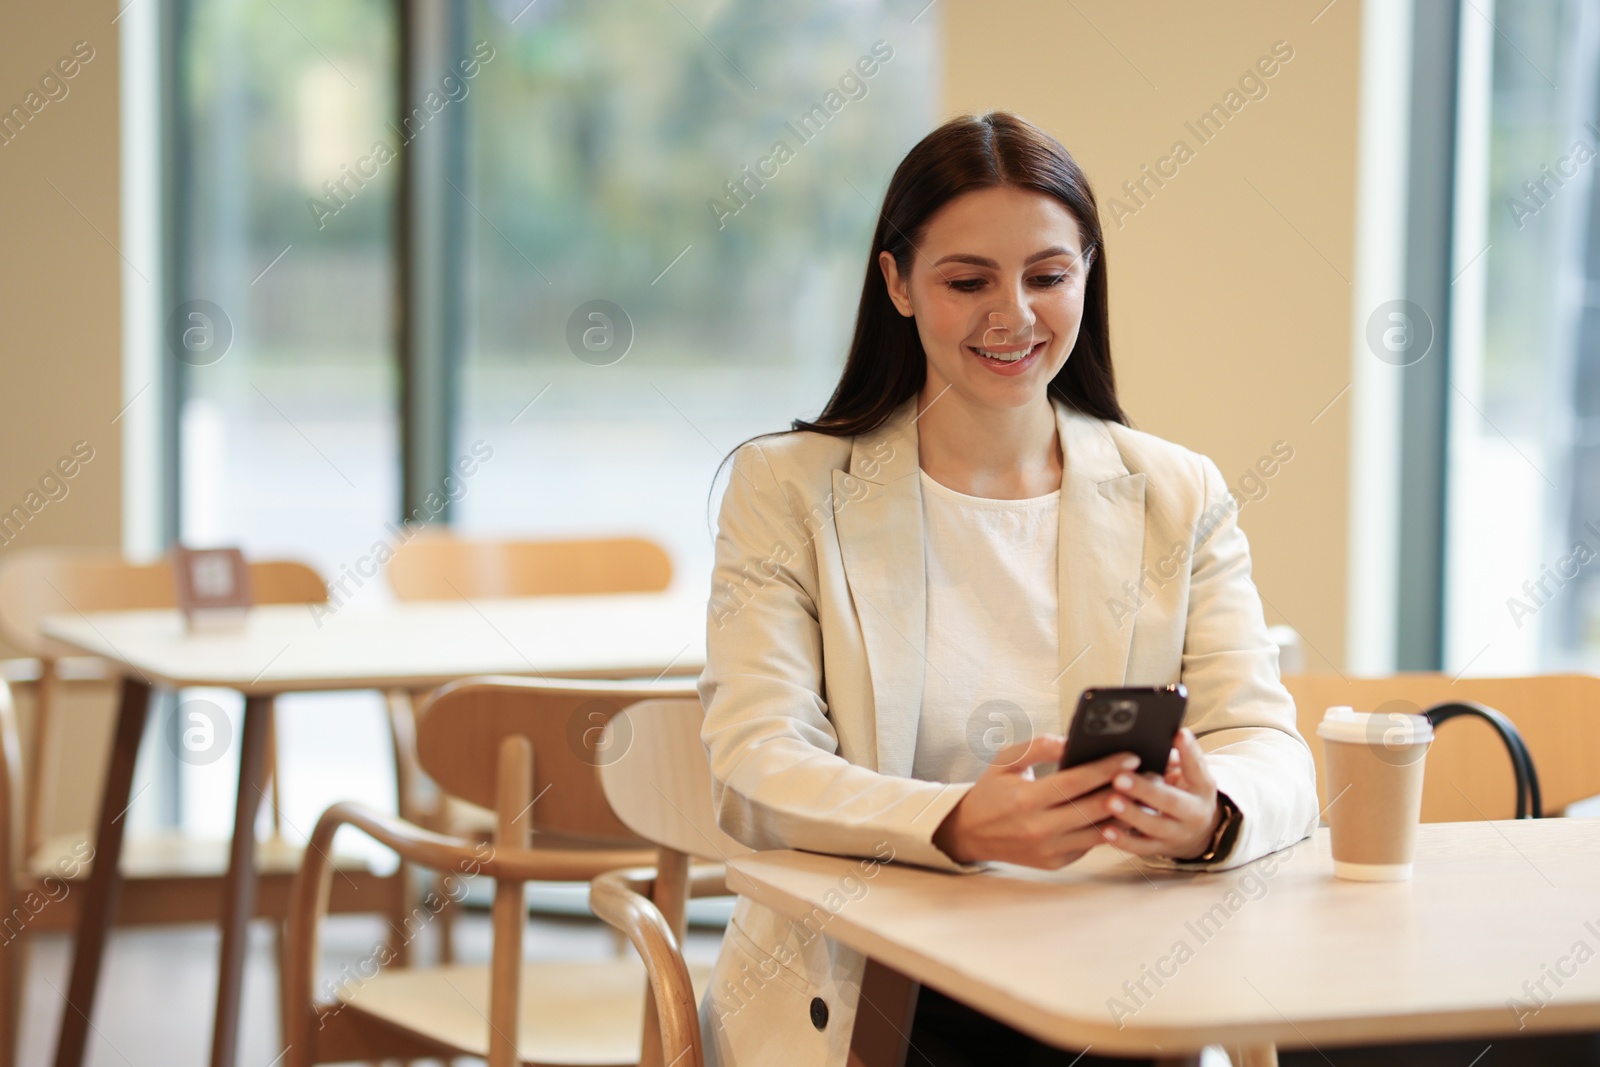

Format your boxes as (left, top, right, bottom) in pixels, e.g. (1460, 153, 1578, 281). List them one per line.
(697, 399, 1319, 1066)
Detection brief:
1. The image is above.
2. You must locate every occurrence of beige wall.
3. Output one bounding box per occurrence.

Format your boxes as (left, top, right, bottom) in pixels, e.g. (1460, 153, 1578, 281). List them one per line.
(0, 3, 123, 577)
(945, 1, 1361, 672)
(0, 2, 123, 831)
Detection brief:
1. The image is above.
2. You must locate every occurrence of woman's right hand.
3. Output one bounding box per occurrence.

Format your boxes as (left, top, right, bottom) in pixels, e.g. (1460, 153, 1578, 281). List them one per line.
(932, 735, 1140, 868)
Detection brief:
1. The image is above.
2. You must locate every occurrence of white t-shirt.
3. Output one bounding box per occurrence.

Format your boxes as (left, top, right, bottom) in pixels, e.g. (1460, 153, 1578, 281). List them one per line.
(913, 468, 1063, 783)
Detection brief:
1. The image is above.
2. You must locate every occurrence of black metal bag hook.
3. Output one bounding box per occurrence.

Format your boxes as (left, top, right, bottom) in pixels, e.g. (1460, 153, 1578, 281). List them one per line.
(1421, 701, 1543, 819)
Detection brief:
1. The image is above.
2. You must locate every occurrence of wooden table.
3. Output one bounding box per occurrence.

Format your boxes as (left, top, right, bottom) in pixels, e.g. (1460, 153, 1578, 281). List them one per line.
(42, 592, 706, 1067)
(728, 820, 1600, 1065)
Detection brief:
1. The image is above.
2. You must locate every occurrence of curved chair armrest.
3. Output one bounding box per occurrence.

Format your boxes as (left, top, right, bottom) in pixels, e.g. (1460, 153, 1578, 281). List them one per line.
(285, 799, 663, 1062)
(590, 869, 704, 1067)
(285, 799, 588, 1062)
(284, 801, 452, 1061)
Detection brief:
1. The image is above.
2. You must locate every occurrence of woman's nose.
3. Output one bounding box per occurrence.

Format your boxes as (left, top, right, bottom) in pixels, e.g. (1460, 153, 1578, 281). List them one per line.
(982, 305, 1035, 349)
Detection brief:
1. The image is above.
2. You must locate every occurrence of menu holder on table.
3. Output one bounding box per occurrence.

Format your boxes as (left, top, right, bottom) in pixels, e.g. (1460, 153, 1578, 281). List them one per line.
(171, 545, 253, 631)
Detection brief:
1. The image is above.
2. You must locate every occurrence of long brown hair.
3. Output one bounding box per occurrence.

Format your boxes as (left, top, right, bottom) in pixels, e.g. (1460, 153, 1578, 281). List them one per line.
(796, 110, 1126, 435)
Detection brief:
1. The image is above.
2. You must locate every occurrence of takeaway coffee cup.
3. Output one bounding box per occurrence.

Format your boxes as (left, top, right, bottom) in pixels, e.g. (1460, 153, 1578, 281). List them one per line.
(1316, 705, 1433, 882)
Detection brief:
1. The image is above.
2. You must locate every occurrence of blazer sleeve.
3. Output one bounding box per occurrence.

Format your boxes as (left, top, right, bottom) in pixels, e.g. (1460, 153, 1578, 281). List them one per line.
(1144, 453, 1321, 872)
(699, 442, 977, 872)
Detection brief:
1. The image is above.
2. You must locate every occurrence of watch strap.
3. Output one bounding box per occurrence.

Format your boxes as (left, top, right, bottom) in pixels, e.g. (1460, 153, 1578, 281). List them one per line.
(1177, 791, 1242, 865)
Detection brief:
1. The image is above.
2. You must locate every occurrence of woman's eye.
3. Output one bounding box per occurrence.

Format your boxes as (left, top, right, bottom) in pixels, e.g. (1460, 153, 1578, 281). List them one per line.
(946, 279, 985, 292)
(1031, 274, 1069, 288)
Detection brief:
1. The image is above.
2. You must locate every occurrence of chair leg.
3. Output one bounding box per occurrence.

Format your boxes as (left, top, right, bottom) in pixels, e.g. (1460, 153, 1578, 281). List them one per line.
(434, 871, 457, 965)
(0, 928, 19, 1067)
(384, 688, 424, 965)
(273, 919, 289, 1055)
(23, 659, 63, 862)
(488, 736, 533, 1067)
(386, 863, 417, 968)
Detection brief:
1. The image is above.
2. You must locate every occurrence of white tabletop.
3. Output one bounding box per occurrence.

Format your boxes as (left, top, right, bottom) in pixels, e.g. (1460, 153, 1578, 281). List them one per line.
(40, 592, 707, 694)
(727, 820, 1600, 1056)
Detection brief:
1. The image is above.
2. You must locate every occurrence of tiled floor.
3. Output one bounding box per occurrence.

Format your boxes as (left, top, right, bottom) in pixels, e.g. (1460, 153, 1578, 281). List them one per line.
(18, 906, 727, 1067)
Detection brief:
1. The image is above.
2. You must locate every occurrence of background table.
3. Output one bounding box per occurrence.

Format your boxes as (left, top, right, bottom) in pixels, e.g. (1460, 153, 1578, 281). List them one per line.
(42, 592, 706, 1067)
(728, 820, 1600, 1064)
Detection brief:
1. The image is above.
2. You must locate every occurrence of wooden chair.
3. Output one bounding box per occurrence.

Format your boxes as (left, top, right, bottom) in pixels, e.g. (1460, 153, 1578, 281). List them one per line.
(1283, 673, 1600, 822)
(592, 696, 751, 1067)
(0, 547, 327, 864)
(0, 548, 410, 1067)
(284, 676, 714, 1067)
(386, 532, 673, 601)
(384, 533, 678, 960)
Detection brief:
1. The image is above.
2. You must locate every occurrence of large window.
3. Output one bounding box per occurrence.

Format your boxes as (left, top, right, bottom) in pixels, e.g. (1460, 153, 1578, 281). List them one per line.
(171, 0, 400, 842)
(1445, 0, 1600, 673)
(448, 0, 939, 586)
(167, 0, 939, 835)
(176, 0, 399, 579)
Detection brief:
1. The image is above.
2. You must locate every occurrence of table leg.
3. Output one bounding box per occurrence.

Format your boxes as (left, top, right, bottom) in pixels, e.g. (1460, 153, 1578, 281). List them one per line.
(1232, 1044, 1278, 1067)
(847, 958, 919, 1067)
(208, 694, 273, 1067)
(53, 678, 152, 1067)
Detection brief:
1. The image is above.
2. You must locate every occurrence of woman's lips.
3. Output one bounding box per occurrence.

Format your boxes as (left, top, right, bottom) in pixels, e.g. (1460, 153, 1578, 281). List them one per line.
(967, 339, 1046, 375)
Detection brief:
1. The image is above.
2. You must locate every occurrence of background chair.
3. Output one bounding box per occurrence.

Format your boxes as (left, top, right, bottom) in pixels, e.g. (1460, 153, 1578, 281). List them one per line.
(593, 696, 752, 1067)
(284, 676, 712, 1067)
(0, 548, 410, 1067)
(0, 547, 324, 866)
(384, 532, 678, 960)
(1283, 673, 1600, 822)
(386, 532, 673, 602)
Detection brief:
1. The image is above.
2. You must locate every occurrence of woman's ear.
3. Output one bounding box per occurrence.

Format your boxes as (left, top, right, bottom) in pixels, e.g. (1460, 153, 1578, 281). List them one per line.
(878, 249, 915, 318)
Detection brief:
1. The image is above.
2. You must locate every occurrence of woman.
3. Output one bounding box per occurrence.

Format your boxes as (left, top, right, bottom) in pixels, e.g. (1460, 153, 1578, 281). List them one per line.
(697, 111, 1319, 1066)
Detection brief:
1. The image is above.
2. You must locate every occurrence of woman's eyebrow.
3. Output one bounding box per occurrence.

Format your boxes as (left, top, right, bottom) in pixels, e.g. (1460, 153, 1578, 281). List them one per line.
(932, 245, 1082, 268)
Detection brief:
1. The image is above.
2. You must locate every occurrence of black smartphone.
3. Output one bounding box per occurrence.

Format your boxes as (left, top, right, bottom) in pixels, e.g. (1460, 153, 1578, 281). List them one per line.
(1059, 684, 1188, 775)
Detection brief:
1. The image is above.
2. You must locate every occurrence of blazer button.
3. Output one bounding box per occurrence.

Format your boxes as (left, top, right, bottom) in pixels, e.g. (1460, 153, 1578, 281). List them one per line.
(809, 996, 829, 1031)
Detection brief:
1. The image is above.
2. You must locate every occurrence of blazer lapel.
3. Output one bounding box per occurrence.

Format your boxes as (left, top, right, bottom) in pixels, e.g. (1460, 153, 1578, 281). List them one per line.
(833, 402, 924, 777)
(1055, 405, 1146, 723)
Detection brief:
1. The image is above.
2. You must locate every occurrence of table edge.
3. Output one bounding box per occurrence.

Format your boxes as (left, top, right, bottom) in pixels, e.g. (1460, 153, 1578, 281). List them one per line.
(725, 852, 1600, 1054)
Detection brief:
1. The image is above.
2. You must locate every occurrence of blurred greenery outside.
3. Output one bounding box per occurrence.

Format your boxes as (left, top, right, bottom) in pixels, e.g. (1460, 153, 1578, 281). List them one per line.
(178, 0, 939, 405)
(169, 0, 939, 841)
(1452, 0, 1600, 668)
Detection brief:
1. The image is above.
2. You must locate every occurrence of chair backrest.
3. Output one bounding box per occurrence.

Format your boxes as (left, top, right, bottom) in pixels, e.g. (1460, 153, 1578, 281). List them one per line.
(1284, 673, 1600, 822)
(0, 547, 326, 656)
(386, 533, 673, 601)
(0, 679, 18, 881)
(598, 698, 751, 862)
(416, 676, 702, 845)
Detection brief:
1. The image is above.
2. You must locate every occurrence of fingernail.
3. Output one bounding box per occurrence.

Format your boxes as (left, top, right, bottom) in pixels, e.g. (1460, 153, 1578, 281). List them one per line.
(1121, 755, 1140, 769)
(1103, 827, 1118, 840)
(1114, 774, 1133, 790)
(1108, 797, 1125, 814)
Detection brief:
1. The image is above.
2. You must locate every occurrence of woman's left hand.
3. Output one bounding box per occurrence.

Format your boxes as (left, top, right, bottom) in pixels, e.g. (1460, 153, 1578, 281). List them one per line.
(1099, 727, 1221, 860)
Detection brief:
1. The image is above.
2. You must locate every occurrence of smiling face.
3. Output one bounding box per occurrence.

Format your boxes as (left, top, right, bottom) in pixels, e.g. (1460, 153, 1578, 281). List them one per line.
(879, 184, 1094, 414)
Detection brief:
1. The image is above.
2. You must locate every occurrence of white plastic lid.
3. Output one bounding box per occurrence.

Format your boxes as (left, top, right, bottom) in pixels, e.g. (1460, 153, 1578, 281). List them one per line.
(1316, 704, 1433, 746)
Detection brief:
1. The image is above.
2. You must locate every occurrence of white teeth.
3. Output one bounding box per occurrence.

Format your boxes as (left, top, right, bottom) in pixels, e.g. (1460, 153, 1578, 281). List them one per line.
(975, 345, 1029, 362)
